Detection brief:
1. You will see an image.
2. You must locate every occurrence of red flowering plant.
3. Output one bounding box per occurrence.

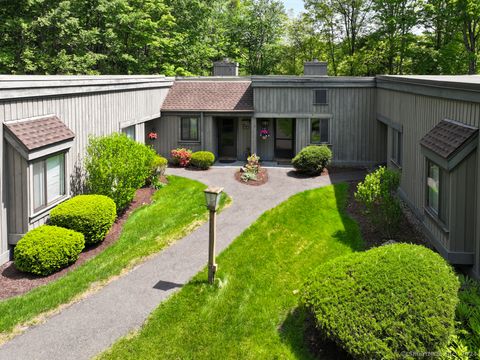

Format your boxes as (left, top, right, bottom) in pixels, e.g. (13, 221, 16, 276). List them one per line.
(260, 129, 270, 139)
(170, 148, 192, 167)
(147, 131, 158, 140)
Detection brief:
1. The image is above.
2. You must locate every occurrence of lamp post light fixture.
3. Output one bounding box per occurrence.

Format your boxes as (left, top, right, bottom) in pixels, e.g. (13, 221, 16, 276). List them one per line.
(204, 186, 224, 284)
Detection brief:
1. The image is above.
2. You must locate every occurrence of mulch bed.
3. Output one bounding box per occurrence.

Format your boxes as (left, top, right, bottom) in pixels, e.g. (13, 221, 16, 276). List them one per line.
(234, 167, 269, 186)
(345, 180, 431, 250)
(0, 187, 157, 301)
(286, 166, 364, 179)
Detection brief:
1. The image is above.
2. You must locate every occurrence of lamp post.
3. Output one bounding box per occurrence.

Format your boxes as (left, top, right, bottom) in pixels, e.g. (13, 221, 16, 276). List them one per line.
(204, 186, 224, 284)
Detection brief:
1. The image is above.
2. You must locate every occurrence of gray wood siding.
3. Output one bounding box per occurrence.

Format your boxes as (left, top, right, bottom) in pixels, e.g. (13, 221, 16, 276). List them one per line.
(256, 119, 275, 161)
(237, 118, 252, 160)
(0, 84, 170, 260)
(254, 87, 385, 166)
(377, 88, 480, 271)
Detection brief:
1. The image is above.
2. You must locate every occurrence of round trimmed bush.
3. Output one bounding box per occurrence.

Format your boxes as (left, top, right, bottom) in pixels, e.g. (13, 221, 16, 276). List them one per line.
(190, 151, 215, 170)
(15, 225, 85, 276)
(302, 244, 459, 359)
(292, 145, 332, 175)
(50, 195, 116, 245)
(151, 155, 168, 176)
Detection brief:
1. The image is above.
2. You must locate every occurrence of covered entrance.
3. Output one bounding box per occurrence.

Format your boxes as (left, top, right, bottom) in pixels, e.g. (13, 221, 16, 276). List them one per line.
(218, 118, 237, 159)
(274, 118, 295, 159)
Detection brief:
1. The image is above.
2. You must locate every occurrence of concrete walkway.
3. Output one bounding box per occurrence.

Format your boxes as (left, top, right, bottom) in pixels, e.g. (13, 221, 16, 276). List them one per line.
(0, 167, 365, 360)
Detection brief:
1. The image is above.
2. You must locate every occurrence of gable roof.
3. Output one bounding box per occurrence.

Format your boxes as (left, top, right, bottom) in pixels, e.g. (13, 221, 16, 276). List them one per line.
(161, 81, 253, 112)
(4, 115, 75, 153)
(420, 119, 478, 170)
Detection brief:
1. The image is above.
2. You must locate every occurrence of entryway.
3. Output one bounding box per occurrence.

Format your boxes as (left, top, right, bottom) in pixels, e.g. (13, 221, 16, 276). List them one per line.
(218, 118, 237, 160)
(274, 118, 295, 160)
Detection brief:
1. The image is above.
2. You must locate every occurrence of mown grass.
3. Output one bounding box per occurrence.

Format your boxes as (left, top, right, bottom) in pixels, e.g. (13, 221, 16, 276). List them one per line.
(0, 176, 229, 336)
(99, 183, 363, 360)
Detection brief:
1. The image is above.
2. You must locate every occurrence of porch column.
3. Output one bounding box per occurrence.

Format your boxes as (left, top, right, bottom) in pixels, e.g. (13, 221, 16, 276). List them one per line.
(250, 117, 257, 155)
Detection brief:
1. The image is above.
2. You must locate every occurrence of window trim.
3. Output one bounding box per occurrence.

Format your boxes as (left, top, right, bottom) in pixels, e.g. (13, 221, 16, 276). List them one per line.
(426, 160, 441, 217)
(390, 128, 403, 168)
(313, 89, 328, 105)
(180, 117, 200, 142)
(30, 152, 68, 217)
(309, 117, 331, 145)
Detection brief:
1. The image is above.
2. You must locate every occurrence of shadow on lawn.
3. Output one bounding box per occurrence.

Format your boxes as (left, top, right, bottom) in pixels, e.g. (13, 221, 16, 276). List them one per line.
(280, 307, 352, 360)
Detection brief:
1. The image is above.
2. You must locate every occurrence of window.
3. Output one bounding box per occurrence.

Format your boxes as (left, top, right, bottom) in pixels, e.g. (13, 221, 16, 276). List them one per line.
(122, 125, 136, 140)
(32, 153, 66, 212)
(313, 89, 328, 105)
(391, 129, 402, 166)
(310, 118, 330, 144)
(181, 117, 199, 141)
(427, 161, 440, 215)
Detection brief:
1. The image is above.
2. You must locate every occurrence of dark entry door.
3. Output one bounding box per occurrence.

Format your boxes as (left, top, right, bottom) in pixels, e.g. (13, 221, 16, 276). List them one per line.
(274, 118, 295, 159)
(218, 118, 236, 158)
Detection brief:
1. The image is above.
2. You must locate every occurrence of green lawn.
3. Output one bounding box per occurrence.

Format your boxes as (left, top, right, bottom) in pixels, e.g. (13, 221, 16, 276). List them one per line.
(99, 183, 363, 360)
(0, 176, 229, 337)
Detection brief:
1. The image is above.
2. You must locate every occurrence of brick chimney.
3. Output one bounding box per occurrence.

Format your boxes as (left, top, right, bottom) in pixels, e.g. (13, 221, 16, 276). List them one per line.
(213, 59, 239, 76)
(304, 59, 328, 76)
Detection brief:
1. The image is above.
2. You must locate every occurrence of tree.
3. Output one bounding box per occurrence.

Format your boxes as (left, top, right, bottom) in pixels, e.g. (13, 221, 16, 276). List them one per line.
(236, 0, 287, 75)
(452, 0, 480, 74)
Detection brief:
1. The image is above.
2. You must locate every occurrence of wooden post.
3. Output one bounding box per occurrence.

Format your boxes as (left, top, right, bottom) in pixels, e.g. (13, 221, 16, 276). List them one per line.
(250, 117, 257, 155)
(208, 209, 217, 284)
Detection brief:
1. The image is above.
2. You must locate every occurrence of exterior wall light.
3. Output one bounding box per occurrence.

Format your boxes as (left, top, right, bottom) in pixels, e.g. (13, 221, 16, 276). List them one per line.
(204, 186, 224, 284)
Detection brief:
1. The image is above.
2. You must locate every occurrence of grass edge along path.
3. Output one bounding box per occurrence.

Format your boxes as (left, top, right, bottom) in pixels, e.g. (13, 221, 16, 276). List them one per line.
(99, 183, 363, 360)
(0, 176, 230, 341)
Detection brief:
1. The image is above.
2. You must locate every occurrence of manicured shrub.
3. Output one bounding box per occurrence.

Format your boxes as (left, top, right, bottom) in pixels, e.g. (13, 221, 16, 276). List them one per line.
(355, 166, 401, 238)
(84, 133, 156, 211)
(50, 195, 116, 245)
(151, 155, 168, 177)
(170, 148, 192, 167)
(190, 151, 215, 169)
(302, 244, 459, 359)
(292, 145, 332, 175)
(15, 225, 85, 276)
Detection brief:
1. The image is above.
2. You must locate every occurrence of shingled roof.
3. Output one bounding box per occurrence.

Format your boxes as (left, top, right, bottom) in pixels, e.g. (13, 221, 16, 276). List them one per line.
(420, 119, 478, 159)
(162, 81, 253, 112)
(4, 115, 75, 152)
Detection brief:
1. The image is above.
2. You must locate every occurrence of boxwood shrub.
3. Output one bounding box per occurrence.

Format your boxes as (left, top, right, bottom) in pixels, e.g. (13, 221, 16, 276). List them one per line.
(84, 133, 156, 211)
(15, 225, 85, 276)
(302, 244, 459, 359)
(190, 151, 215, 170)
(50, 195, 116, 245)
(292, 145, 332, 175)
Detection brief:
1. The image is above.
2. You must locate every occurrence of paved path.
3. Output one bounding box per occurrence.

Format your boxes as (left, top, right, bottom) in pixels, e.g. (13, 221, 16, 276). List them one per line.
(0, 166, 365, 360)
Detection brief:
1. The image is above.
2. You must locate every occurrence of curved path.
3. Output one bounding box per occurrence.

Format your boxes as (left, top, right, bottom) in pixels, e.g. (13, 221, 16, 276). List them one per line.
(0, 166, 365, 360)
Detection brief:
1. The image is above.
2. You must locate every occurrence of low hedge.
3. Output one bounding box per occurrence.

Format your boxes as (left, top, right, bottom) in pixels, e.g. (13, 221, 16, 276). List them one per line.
(302, 244, 459, 359)
(292, 145, 332, 175)
(151, 155, 168, 177)
(50, 195, 116, 245)
(15, 225, 85, 276)
(190, 151, 215, 170)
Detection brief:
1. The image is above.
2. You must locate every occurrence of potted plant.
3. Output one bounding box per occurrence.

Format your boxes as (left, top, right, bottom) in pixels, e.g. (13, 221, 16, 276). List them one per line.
(147, 131, 158, 140)
(260, 129, 270, 140)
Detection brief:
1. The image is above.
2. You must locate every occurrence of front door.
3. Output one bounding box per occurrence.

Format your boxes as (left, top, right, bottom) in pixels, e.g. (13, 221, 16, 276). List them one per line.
(274, 118, 295, 159)
(218, 118, 236, 159)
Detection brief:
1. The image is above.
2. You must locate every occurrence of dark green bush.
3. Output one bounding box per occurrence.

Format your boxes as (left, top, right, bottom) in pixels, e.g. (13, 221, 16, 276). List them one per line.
(50, 195, 116, 245)
(302, 244, 459, 359)
(355, 166, 401, 238)
(292, 145, 332, 175)
(15, 225, 85, 276)
(84, 133, 156, 211)
(190, 151, 215, 170)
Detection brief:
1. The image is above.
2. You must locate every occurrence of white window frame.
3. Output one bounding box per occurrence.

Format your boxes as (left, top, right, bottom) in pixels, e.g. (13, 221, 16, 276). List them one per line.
(29, 152, 68, 217)
(426, 160, 440, 216)
(122, 125, 136, 141)
(310, 118, 331, 145)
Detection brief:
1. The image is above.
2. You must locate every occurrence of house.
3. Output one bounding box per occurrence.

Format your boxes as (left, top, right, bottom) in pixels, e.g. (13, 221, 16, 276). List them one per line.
(1, 64, 480, 279)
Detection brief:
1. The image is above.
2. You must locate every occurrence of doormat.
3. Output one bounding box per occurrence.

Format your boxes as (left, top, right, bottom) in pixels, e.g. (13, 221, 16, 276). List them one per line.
(218, 159, 236, 164)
